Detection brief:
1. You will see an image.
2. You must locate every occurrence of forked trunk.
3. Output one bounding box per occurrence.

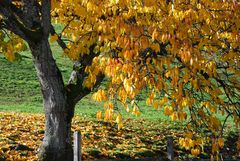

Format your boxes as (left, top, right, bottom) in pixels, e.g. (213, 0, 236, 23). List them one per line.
(29, 38, 74, 161)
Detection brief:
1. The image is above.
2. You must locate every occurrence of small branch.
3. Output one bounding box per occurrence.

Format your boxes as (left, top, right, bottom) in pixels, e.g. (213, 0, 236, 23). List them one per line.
(220, 113, 231, 136)
(60, 16, 75, 37)
(50, 25, 67, 50)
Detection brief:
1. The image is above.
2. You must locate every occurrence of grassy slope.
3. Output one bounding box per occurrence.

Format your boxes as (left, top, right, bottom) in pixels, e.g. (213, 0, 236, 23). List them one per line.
(0, 46, 236, 124)
(0, 42, 171, 121)
(0, 24, 235, 123)
(0, 41, 238, 124)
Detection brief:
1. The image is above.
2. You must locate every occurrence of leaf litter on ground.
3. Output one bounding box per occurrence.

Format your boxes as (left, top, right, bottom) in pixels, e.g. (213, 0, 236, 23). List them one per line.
(0, 112, 239, 161)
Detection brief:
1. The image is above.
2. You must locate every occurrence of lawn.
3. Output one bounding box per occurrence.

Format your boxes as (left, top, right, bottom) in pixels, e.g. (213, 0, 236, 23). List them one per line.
(0, 43, 171, 121)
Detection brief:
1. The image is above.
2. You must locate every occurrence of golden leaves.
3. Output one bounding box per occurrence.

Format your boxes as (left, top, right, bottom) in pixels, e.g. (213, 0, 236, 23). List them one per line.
(164, 106, 174, 116)
(115, 113, 124, 130)
(217, 138, 224, 148)
(132, 104, 141, 116)
(96, 111, 102, 120)
(104, 106, 114, 121)
(0, 34, 26, 62)
(50, 34, 58, 43)
(151, 28, 158, 41)
(92, 89, 108, 102)
(178, 111, 187, 121)
(86, 1, 94, 12)
(54, 0, 239, 155)
(179, 132, 206, 157)
(153, 100, 159, 110)
(0, 112, 44, 161)
(209, 116, 221, 131)
(164, 106, 187, 122)
(123, 77, 135, 97)
(179, 137, 195, 150)
(191, 148, 200, 156)
(210, 137, 226, 157)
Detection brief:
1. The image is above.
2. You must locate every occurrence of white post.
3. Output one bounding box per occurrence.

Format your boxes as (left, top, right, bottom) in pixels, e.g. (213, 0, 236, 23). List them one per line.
(167, 136, 174, 161)
(74, 131, 81, 161)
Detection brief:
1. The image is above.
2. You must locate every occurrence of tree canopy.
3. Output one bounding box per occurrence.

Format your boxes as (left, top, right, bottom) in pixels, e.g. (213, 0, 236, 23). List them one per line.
(1, 0, 240, 159)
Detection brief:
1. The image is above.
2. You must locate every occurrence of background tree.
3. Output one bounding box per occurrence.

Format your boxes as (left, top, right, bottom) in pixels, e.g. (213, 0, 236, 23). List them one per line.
(0, 0, 239, 161)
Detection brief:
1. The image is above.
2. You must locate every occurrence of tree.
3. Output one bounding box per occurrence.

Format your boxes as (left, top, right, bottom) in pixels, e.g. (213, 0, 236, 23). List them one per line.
(0, 0, 239, 161)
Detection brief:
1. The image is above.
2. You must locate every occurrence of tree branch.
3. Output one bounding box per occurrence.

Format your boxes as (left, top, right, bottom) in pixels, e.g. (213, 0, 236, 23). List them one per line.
(50, 25, 67, 50)
(0, 6, 28, 40)
(41, 0, 51, 36)
(66, 44, 104, 106)
(49, 25, 104, 106)
(0, 0, 43, 41)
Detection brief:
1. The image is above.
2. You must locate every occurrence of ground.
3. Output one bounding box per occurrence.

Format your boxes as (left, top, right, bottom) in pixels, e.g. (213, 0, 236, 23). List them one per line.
(0, 112, 239, 161)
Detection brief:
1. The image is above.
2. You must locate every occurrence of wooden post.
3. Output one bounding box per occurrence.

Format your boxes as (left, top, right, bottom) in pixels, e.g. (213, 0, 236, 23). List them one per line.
(74, 131, 81, 161)
(167, 136, 174, 161)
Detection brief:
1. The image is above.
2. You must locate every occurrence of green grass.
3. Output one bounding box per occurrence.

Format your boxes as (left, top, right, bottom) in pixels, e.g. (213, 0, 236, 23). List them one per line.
(0, 43, 70, 105)
(0, 42, 173, 122)
(0, 38, 237, 126)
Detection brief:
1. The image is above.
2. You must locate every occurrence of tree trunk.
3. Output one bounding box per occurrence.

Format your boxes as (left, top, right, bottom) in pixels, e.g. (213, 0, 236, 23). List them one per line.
(29, 38, 74, 161)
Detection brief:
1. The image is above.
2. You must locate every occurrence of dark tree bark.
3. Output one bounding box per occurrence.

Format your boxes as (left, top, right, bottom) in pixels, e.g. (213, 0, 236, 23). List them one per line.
(29, 39, 74, 161)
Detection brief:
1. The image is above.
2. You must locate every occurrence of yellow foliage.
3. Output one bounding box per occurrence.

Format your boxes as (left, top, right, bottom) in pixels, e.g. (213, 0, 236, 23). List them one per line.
(185, 132, 193, 139)
(179, 137, 195, 150)
(116, 113, 122, 124)
(146, 97, 153, 106)
(92, 89, 108, 102)
(117, 122, 124, 130)
(209, 116, 221, 131)
(212, 141, 219, 154)
(217, 138, 224, 148)
(153, 100, 158, 110)
(132, 105, 141, 116)
(178, 111, 187, 121)
(181, 98, 188, 107)
(96, 111, 102, 120)
(72, 34, 77, 42)
(171, 112, 177, 121)
(191, 148, 200, 156)
(15, 42, 23, 51)
(86, 2, 94, 12)
(108, 102, 114, 109)
(50, 34, 58, 43)
(104, 108, 113, 121)
(151, 28, 158, 41)
(5, 52, 16, 62)
(164, 106, 173, 116)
